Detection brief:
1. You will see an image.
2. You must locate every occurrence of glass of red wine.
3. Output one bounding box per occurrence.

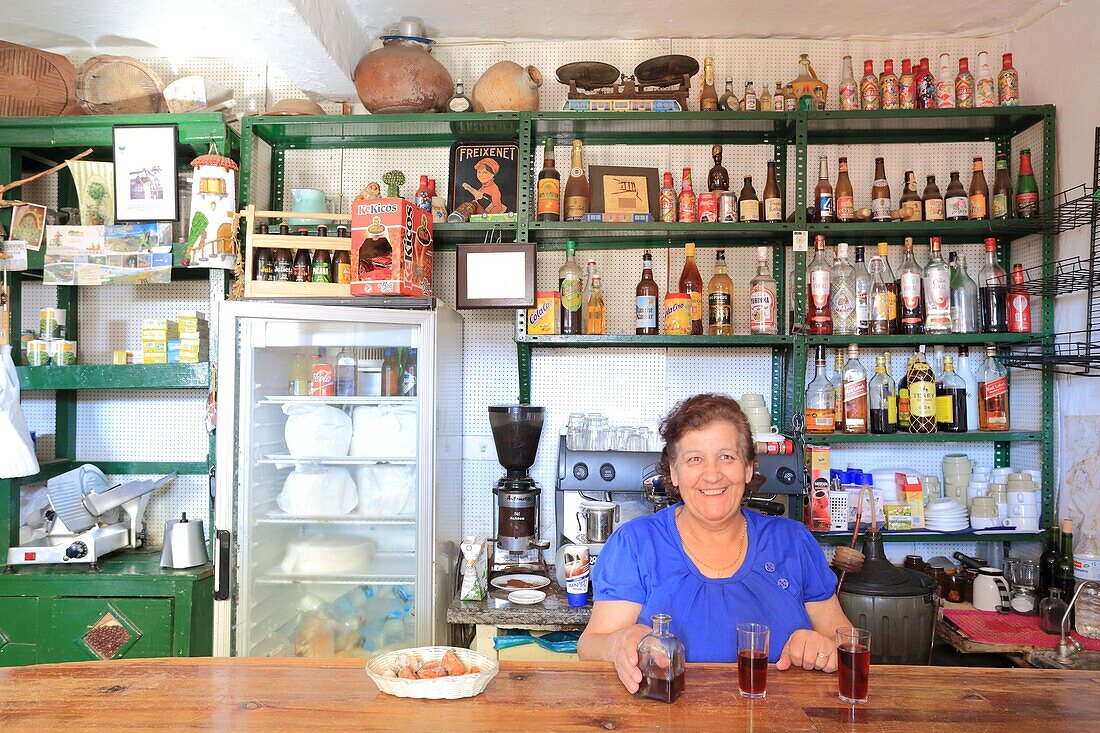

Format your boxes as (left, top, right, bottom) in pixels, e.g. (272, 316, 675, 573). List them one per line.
(736, 622, 769, 699)
(836, 627, 871, 704)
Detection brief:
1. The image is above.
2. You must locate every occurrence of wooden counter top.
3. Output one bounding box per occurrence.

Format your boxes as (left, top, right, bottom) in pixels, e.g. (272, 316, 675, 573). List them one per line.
(2, 657, 1099, 730)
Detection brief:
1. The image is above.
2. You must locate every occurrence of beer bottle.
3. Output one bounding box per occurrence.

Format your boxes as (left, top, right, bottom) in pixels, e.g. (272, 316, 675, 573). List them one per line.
(635, 250, 659, 335)
(332, 249, 352, 284)
(763, 161, 782, 222)
(563, 139, 588, 221)
(254, 228, 274, 282)
(1016, 149, 1039, 218)
(679, 242, 704, 335)
(273, 248, 293, 282)
(835, 158, 854, 222)
(870, 157, 892, 222)
(536, 138, 561, 222)
(707, 249, 733, 336)
(814, 157, 834, 223)
(945, 172, 969, 221)
(899, 170, 922, 221)
(311, 248, 332, 283)
(968, 157, 989, 220)
(293, 248, 312, 282)
(922, 174, 945, 221)
(738, 176, 760, 223)
(991, 153, 1014, 219)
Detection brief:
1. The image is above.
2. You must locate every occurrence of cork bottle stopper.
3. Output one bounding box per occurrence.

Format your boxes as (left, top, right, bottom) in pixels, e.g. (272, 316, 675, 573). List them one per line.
(1061, 518, 1073, 534)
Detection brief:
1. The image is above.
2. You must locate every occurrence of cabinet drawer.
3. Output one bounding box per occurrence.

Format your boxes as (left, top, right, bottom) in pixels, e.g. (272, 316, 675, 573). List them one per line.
(46, 597, 175, 661)
(0, 597, 39, 666)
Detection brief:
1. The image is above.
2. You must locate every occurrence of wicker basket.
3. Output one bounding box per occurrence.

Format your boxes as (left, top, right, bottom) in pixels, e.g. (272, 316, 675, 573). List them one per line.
(76, 55, 166, 115)
(366, 646, 498, 699)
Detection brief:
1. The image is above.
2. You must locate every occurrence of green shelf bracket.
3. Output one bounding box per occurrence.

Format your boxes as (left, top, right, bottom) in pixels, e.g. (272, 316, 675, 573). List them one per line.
(517, 342, 532, 405)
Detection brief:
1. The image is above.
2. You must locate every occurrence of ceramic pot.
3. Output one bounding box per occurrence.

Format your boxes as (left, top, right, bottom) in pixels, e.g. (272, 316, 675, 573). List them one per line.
(472, 61, 542, 112)
(353, 38, 452, 114)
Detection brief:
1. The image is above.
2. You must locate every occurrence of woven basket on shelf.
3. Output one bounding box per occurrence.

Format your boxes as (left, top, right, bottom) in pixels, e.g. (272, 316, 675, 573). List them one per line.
(76, 55, 166, 115)
(366, 646, 498, 699)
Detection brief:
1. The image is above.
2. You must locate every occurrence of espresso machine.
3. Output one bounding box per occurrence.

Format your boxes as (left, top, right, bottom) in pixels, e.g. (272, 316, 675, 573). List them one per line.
(488, 405, 551, 576)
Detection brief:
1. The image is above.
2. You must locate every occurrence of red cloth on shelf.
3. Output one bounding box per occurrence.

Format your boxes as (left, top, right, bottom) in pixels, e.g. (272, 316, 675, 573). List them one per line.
(943, 608, 1100, 651)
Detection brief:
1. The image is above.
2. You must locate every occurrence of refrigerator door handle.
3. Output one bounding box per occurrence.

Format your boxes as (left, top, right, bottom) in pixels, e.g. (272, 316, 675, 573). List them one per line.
(214, 529, 231, 601)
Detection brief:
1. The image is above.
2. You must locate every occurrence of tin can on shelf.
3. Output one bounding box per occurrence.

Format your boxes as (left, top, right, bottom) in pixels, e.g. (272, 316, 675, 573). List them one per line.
(40, 308, 66, 339)
(26, 340, 50, 366)
(718, 191, 738, 222)
(48, 340, 77, 365)
(697, 192, 718, 223)
(663, 292, 691, 335)
(311, 363, 335, 396)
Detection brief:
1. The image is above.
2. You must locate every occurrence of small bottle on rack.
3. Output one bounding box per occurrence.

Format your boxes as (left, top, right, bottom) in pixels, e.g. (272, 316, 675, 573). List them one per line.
(585, 274, 606, 335)
(899, 58, 916, 109)
(998, 53, 1020, 107)
(868, 355, 898, 434)
(842, 344, 869, 435)
(293, 248, 312, 282)
(559, 240, 584, 336)
(916, 57, 935, 109)
(708, 145, 730, 192)
(635, 250, 659, 336)
(879, 60, 899, 109)
(738, 176, 761, 223)
(536, 138, 561, 222)
(718, 79, 738, 112)
(700, 57, 719, 111)
(922, 175, 945, 221)
(830, 242, 857, 336)
(945, 172, 969, 221)
(859, 59, 880, 110)
(975, 51, 996, 107)
(936, 356, 968, 433)
(447, 80, 473, 112)
(814, 157, 834, 223)
(1040, 588, 1069, 635)
(955, 346, 981, 432)
(659, 171, 677, 223)
(838, 55, 858, 111)
(332, 249, 351, 284)
(1016, 149, 1040, 218)
(742, 81, 757, 111)
(923, 237, 952, 334)
(899, 170, 922, 221)
(950, 253, 980, 334)
(748, 247, 778, 335)
(678, 168, 697, 223)
(680, 242, 705, 335)
(908, 349, 938, 434)
(311, 249, 331, 283)
(935, 53, 956, 108)
(870, 157, 892, 222)
(832, 349, 845, 431)
(807, 235, 833, 335)
(978, 345, 1009, 431)
(978, 238, 1008, 333)
(805, 345, 836, 434)
(1007, 264, 1032, 333)
(955, 57, 974, 108)
(708, 249, 733, 336)
(835, 157, 854, 222)
(635, 614, 686, 703)
(869, 255, 892, 335)
(969, 157, 989, 220)
(563, 139, 589, 221)
(853, 246, 872, 335)
(897, 356, 916, 431)
(763, 161, 782, 222)
(772, 82, 785, 111)
(898, 238, 925, 334)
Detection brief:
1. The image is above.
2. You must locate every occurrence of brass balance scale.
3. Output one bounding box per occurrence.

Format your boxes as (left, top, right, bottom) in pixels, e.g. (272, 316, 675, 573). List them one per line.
(556, 54, 699, 112)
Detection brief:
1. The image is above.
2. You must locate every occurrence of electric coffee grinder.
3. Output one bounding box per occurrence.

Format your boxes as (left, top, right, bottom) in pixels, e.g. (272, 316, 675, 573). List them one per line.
(488, 405, 550, 576)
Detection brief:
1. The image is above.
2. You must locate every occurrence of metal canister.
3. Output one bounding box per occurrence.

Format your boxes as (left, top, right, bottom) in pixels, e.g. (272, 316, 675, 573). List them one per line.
(663, 293, 691, 335)
(697, 192, 718, 222)
(49, 340, 77, 366)
(447, 201, 479, 222)
(718, 190, 738, 222)
(26, 340, 50, 366)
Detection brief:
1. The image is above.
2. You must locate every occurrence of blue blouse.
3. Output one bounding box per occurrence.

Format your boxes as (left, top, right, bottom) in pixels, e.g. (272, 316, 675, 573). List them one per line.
(592, 504, 837, 663)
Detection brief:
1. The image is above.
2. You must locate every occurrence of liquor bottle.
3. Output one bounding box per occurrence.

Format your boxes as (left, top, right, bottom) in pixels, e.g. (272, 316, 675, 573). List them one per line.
(831, 242, 857, 336)
(718, 79, 738, 111)
(292, 248, 312, 282)
(707, 249, 733, 336)
(917, 57, 936, 109)
(447, 80, 473, 112)
(708, 145, 730, 191)
(659, 172, 677, 222)
(899, 170, 922, 221)
(635, 614, 686, 703)
(331, 248, 351, 284)
(898, 237, 925, 334)
(859, 59, 880, 110)
(969, 157, 989, 220)
(922, 175, 945, 221)
(877, 241, 898, 332)
(805, 345, 836, 433)
(853, 246, 872, 335)
(763, 161, 782, 222)
(1007, 264, 1032, 333)
(1016, 149, 1039, 218)
(758, 83, 772, 111)
(975, 51, 996, 107)
(935, 53, 955, 108)
(945, 171, 969, 221)
(949, 253, 979, 333)
(563, 139, 588, 220)
(738, 176, 760, 222)
(1054, 519, 1077, 612)
(899, 59, 916, 109)
(311, 248, 331, 282)
(978, 345, 1009, 431)
(991, 153, 1014, 219)
(978, 237, 1008, 333)
(807, 235, 832, 335)
(908, 350, 938, 434)
(835, 157, 854, 222)
(334, 347, 358, 397)
(998, 52, 1019, 107)
(742, 81, 758, 111)
(536, 138, 561, 221)
(680, 242, 705, 335)
(585, 274, 606, 335)
(678, 168, 697, 223)
(559, 240, 583, 335)
(381, 347, 401, 396)
(897, 356, 916, 430)
(831, 349, 845, 431)
(814, 157, 834, 223)
(838, 55, 858, 111)
(869, 255, 892, 335)
(1040, 525, 1061, 594)
(1040, 588, 1069, 635)
(700, 57, 718, 111)
(879, 60, 899, 109)
(955, 57, 974, 108)
(923, 236, 952, 334)
(414, 175, 431, 211)
(871, 157, 892, 222)
(842, 344, 869, 434)
(955, 345, 981, 432)
(936, 356, 968, 432)
(581, 257, 598, 327)
(869, 355, 898, 434)
(635, 250, 659, 335)
(749, 246, 778, 335)
(289, 352, 310, 396)
(784, 83, 796, 112)
(772, 82, 785, 111)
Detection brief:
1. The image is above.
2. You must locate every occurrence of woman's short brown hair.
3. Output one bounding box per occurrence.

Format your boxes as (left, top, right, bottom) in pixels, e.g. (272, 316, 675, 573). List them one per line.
(656, 393, 755, 501)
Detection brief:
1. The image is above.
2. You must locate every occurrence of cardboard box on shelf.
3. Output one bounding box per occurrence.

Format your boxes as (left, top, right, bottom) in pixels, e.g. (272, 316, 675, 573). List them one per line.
(350, 197, 432, 297)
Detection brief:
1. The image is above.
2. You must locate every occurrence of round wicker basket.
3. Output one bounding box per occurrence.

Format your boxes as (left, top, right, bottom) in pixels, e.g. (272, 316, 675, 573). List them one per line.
(76, 55, 166, 115)
(366, 646, 498, 699)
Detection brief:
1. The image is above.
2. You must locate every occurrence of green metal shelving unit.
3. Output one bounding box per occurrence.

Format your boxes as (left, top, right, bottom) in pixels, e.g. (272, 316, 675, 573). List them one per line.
(0, 113, 237, 666)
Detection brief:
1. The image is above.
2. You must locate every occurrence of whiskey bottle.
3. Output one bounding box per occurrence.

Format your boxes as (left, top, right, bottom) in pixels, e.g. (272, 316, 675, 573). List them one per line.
(842, 343, 869, 434)
(977, 345, 1009, 431)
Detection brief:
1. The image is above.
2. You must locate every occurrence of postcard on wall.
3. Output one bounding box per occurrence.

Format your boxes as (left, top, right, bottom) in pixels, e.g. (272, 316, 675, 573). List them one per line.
(0, 240, 29, 271)
(9, 203, 47, 251)
(43, 223, 172, 285)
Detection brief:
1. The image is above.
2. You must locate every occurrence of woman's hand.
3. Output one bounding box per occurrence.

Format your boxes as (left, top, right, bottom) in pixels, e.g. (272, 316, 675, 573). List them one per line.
(611, 624, 652, 693)
(775, 629, 837, 672)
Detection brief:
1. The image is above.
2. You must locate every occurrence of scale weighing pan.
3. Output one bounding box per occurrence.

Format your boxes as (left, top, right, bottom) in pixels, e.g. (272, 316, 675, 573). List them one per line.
(634, 54, 699, 87)
(556, 61, 621, 90)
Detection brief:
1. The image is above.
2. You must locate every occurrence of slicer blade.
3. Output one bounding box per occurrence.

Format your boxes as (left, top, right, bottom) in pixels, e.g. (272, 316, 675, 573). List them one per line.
(45, 465, 110, 534)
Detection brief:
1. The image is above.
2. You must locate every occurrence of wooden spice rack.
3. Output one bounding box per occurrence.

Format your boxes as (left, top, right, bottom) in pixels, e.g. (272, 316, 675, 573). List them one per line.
(241, 204, 354, 298)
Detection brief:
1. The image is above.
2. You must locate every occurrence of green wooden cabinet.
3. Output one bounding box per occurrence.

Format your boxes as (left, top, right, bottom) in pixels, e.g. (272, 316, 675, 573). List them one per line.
(0, 597, 39, 665)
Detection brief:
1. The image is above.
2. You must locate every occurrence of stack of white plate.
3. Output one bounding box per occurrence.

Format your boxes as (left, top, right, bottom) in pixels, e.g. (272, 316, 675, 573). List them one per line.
(924, 498, 969, 532)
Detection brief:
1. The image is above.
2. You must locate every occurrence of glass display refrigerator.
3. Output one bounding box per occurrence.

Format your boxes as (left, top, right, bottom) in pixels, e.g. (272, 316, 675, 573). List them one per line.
(213, 300, 462, 658)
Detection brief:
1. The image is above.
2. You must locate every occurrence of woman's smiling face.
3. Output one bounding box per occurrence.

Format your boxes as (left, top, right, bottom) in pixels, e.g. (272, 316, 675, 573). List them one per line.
(668, 420, 754, 526)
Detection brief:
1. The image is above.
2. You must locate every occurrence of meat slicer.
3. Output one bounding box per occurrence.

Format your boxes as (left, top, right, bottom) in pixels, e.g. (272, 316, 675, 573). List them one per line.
(6, 464, 175, 567)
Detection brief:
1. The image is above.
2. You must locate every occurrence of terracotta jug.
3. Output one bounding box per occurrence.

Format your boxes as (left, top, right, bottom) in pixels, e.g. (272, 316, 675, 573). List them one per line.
(471, 61, 542, 112)
(353, 38, 453, 114)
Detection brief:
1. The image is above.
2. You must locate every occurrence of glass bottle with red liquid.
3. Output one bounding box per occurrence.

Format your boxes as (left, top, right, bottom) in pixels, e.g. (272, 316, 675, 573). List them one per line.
(837, 627, 871, 705)
(635, 614, 686, 703)
(807, 235, 833, 334)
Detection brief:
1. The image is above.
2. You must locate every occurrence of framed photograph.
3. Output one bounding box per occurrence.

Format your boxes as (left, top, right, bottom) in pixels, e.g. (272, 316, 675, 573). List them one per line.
(455, 242, 535, 309)
(448, 141, 519, 216)
(112, 124, 179, 222)
(590, 165, 660, 216)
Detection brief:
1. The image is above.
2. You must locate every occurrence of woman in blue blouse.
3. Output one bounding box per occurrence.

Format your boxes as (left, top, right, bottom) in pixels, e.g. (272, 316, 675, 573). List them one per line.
(578, 394, 851, 693)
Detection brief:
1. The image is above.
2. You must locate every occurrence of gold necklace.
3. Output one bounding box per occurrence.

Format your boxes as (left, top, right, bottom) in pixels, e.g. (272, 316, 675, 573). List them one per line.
(678, 511, 747, 575)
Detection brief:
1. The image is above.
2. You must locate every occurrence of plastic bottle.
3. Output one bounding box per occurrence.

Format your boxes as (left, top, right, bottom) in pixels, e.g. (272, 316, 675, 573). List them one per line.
(1075, 531, 1100, 639)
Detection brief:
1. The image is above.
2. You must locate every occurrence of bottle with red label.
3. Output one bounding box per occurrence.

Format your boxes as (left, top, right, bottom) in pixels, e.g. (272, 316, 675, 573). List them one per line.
(899, 59, 916, 109)
(842, 343, 869, 434)
(1016, 149, 1040, 218)
(859, 59, 880, 110)
(748, 246, 778, 335)
(955, 57, 974, 108)
(879, 60, 899, 109)
(978, 345, 1009, 431)
(1007, 263, 1032, 333)
(898, 237, 925, 334)
(916, 57, 936, 109)
(311, 356, 335, 397)
(922, 236, 952, 334)
(659, 172, 677, 222)
(677, 168, 697, 223)
(807, 235, 833, 334)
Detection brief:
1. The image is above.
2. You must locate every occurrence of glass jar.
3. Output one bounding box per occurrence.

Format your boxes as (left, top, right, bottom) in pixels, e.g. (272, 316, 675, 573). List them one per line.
(942, 567, 963, 603)
(635, 614, 686, 703)
(961, 568, 978, 604)
(1039, 588, 1068, 634)
(903, 555, 926, 573)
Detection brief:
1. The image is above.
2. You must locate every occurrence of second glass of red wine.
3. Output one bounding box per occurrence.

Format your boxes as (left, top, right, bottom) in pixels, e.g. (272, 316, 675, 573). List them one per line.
(836, 627, 872, 704)
(736, 622, 769, 699)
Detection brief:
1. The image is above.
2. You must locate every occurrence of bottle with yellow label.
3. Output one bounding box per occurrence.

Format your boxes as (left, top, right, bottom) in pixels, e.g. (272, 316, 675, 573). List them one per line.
(679, 242, 704, 335)
(536, 138, 560, 221)
(908, 351, 938, 434)
(563, 140, 588, 221)
(936, 356, 967, 432)
(558, 240, 583, 335)
(869, 356, 897, 433)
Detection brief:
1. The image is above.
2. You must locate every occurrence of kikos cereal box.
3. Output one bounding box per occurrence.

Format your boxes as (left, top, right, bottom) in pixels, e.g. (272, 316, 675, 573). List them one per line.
(351, 197, 433, 297)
